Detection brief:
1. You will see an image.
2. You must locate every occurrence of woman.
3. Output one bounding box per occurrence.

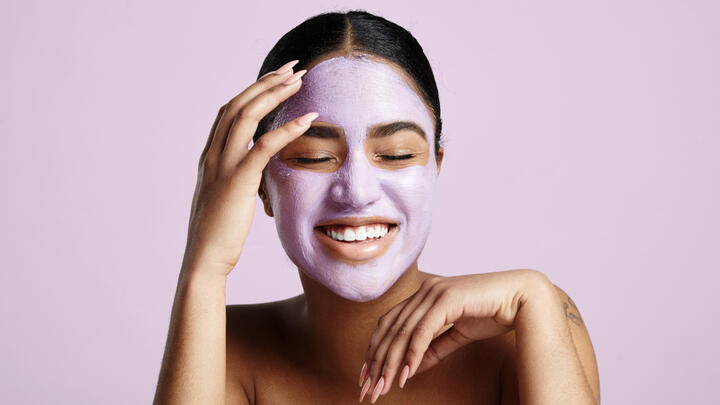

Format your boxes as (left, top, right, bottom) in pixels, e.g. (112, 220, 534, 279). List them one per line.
(154, 10, 600, 404)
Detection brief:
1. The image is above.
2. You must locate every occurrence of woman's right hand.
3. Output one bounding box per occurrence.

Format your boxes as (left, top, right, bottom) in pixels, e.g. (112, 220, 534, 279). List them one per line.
(181, 60, 317, 278)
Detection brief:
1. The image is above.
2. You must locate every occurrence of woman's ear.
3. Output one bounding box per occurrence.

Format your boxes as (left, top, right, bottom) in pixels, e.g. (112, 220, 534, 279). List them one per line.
(258, 176, 274, 217)
(436, 146, 444, 175)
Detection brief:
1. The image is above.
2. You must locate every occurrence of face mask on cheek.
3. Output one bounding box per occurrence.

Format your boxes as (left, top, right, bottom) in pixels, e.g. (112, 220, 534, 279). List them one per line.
(261, 55, 438, 302)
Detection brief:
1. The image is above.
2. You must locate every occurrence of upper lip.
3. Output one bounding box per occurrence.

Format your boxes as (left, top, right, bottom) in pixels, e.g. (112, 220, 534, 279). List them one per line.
(315, 216, 399, 228)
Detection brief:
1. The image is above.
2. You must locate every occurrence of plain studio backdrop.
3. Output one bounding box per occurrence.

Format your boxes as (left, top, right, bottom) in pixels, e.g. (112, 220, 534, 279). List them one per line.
(2, 0, 718, 403)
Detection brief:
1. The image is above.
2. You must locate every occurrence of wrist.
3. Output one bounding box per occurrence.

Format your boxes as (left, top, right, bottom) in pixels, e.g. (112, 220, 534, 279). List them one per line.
(180, 257, 231, 285)
(515, 270, 562, 324)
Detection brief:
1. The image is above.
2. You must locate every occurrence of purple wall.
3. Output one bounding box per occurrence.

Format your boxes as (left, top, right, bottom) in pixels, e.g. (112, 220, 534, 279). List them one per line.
(2, 0, 718, 403)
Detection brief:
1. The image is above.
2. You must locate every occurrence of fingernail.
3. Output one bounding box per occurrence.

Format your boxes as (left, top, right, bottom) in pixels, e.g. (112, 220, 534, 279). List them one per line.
(359, 377, 371, 402)
(283, 69, 307, 85)
(399, 364, 410, 388)
(370, 377, 384, 403)
(297, 112, 319, 126)
(277, 59, 299, 74)
(358, 362, 368, 387)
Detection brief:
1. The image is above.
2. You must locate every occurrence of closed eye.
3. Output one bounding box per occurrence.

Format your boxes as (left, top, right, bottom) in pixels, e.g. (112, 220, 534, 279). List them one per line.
(379, 154, 416, 160)
(294, 157, 333, 164)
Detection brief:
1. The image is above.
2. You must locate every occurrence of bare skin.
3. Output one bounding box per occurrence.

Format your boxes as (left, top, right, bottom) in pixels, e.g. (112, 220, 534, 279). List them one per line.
(224, 267, 599, 404)
(153, 50, 601, 405)
(225, 267, 517, 404)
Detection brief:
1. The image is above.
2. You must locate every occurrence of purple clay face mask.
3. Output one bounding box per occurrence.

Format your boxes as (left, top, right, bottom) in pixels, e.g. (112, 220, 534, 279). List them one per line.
(262, 55, 438, 302)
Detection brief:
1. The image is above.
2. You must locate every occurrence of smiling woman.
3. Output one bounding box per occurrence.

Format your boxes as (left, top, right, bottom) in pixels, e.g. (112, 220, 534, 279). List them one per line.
(259, 55, 441, 301)
(153, 9, 600, 405)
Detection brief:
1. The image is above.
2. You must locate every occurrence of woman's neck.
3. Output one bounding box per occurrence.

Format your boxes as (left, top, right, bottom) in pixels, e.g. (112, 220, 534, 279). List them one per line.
(295, 262, 433, 385)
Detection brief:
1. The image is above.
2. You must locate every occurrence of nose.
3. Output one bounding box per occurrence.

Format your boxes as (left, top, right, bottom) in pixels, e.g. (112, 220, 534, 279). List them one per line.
(328, 151, 382, 210)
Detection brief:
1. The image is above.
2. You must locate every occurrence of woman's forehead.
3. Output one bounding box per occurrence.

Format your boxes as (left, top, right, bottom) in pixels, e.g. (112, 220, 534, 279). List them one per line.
(273, 56, 435, 138)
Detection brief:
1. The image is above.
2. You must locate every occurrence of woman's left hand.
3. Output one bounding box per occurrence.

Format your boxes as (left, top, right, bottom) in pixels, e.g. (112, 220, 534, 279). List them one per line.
(358, 269, 553, 402)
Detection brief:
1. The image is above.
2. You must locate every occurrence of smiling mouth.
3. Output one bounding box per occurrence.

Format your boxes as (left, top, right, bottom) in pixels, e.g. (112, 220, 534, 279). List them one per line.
(313, 221, 399, 262)
(316, 223, 398, 242)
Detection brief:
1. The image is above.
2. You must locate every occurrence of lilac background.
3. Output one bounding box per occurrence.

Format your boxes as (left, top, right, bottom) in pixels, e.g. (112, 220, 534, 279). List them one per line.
(2, 0, 718, 403)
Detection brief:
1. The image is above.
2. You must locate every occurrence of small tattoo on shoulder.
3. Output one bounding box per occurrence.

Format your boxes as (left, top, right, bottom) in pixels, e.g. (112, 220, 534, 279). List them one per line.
(563, 296, 584, 327)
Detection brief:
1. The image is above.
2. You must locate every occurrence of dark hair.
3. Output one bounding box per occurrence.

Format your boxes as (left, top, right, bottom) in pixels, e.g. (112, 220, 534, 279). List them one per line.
(253, 10, 443, 160)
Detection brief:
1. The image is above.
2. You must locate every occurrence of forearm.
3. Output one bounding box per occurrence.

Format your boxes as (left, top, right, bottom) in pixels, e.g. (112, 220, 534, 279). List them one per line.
(514, 273, 597, 405)
(153, 264, 228, 405)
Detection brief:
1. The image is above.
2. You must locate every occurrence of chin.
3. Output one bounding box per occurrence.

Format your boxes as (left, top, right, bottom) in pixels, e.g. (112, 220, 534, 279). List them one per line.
(336, 285, 390, 303)
(300, 262, 407, 303)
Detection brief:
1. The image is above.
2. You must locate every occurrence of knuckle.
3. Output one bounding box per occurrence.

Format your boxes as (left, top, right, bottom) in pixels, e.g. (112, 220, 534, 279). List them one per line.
(252, 138, 271, 154)
(371, 350, 385, 365)
(369, 358, 382, 374)
(422, 276, 441, 289)
(238, 105, 258, 121)
(225, 99, 239, 112)
(414, 321, 431, 336)
(427, 280, 444, 295)
(396, 324, 411, 338)
(202, 155, 216, 170)
(437, 286, 455, 301)
(384, 354, 399, 370)
(406, 341, 422, 358)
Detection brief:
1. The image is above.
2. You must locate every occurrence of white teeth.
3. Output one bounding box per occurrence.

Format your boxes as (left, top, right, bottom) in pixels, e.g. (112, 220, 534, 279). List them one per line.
(323, 223, 392, 242)
(356, 227, 367, 241)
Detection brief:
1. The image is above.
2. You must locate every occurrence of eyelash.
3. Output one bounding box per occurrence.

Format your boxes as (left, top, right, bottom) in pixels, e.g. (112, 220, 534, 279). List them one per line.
(380, 154, 416, 161)
(295, 154, 416, 164)
(295, 157, 333, 164)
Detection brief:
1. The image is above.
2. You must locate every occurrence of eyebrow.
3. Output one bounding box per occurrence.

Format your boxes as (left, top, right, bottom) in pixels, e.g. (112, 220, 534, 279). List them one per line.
(370, 121, 427, 142)
(302, 120, 428, 141)
(302, 126, 340, 139)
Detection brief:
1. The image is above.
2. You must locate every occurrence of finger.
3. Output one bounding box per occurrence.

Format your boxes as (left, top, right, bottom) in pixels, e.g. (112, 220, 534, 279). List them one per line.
(199, 105, 227, 169)
(361, 278, 437, 387)
(361, 301, 405, 382)
(192, 105, 227, 220)
(220, 70, 307, 173)
(358, 302, 408, 403)
(238, 111, 319, 176)
(258, 59, 299, 81)
(412, 325, 474, 376)
(376, 286, 443, 395)
(405, 295, 457, 380)
(205, 62, 299, 174)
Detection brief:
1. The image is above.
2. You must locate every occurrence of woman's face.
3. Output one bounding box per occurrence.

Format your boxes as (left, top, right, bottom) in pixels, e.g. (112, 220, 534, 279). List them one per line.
(262, 55, 441, 302)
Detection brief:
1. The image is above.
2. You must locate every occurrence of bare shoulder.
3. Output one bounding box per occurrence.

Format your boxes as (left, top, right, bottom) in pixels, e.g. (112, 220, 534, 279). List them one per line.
(225, 295, 304, 405)
(550, 283, 601, 402)
(496, 282, 601, 404)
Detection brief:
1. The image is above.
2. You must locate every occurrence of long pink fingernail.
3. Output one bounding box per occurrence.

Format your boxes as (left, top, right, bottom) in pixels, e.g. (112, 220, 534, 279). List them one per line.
(277, 59, 299, 74)
(399, 364, 410, 388)
(283, 69, 307, 85)
(297, 112, 319, 126)
(370, 377, 384, 403)
(358, 362, 368, 387)
(359, 377, 371, 402)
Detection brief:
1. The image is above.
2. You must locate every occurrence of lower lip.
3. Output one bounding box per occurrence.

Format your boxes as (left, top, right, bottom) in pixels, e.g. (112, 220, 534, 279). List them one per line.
(314, 224, 399, 263)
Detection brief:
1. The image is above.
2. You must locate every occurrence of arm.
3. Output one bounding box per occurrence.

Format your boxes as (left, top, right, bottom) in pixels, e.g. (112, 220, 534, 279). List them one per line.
(152, 60, 313, 404)
(153, 266, 235, 405)
(358, 269, 600, 404)
(510, 275, 600, 404)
